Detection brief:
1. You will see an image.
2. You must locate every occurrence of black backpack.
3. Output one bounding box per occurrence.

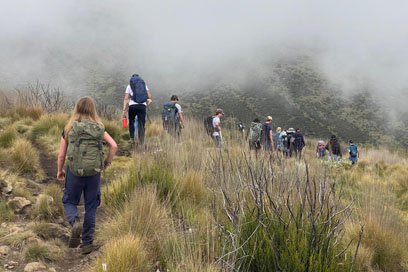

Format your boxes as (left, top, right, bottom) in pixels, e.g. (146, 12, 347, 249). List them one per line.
(162, 102, 179, 129)
(204, 116, 214, 136)
(129, 74, 147, 103)
(293, 133, 304, 150)
(332, 141, 341, 155)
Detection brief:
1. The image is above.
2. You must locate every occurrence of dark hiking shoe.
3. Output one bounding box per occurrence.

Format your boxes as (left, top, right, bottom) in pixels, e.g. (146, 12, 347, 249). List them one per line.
(81, 243, 101, 255)
(68, 218, 82, 248)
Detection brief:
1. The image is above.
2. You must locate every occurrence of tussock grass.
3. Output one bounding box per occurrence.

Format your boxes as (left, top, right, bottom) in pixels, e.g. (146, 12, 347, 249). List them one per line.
(23, 239, 65, 262)
(0, 117, 12, 128)
(92, 234, 149, 272)
(10, 138, 43, 177)
(30, 113, 68, 142)
(34, 193, 61, 220)
(102, 120, 123, 143)
(99, 186, 173, 255)
(0, 201, 16, 221)
(16, 106, 43, 120)
(0, 229, 35, 247)
(0, 127, 16, 148)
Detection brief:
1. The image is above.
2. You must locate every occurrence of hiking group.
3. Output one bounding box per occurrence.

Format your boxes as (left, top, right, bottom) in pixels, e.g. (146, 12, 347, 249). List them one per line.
(56, 74, 359, 255)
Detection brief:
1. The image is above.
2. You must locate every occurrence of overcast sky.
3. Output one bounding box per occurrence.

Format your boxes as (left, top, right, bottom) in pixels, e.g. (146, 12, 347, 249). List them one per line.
(1, 0, 408, 105)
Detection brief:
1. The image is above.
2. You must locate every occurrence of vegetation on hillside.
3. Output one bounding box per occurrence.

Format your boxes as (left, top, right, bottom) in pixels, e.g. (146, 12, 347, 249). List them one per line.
(0, 91, 407, 271)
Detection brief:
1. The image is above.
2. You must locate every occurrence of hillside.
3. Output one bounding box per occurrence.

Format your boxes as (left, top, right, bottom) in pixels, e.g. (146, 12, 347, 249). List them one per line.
(0, 100, 408, 271)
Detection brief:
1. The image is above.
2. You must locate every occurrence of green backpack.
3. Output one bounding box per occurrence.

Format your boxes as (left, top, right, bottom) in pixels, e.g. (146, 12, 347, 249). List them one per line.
(249, 122, 263, 142)
(66, 121, 105, 177)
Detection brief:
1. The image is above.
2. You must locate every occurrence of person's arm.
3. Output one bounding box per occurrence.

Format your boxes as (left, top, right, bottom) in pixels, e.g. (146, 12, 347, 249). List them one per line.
(146, 90, 152, 106)
(178, 112, 185, 128)
(122, 93, 129, 117)
(103, 132, 118, 168)
(57, 137, 68, 181)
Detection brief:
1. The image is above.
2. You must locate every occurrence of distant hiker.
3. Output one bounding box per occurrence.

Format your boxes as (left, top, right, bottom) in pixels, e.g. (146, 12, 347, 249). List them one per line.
(292, 128, 305, 159)
(57, 97, 117, 255)
(273, 127, 282, 151)
(286, 128, 295, 157)
(278, 129, 287, 154)
(261, 116, 274, 151)
(248, 118, 263, 153)
(326, 135, 342, 161)
(316, 140, 326, 159)
(204, 115, 214, 136)
(347, 140, 359, 165)
(212, 109, 224, 148)
(237, 121, 245, 138)
(162, 95, 185, 142)
(122, 74, 152, 146)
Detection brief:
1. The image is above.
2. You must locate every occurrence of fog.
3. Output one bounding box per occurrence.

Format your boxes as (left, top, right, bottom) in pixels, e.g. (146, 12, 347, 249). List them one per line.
(1, 0, 408, 109)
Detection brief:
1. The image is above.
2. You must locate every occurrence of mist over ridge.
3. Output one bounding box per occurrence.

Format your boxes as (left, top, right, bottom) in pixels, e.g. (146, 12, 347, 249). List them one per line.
(1, 0, 408, 114)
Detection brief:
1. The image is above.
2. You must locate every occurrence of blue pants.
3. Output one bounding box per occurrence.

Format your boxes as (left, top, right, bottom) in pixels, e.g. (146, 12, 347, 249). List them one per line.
(128, 104, 146, 144)
(62, 168, 101, 246)
(349, 155, 358, 165)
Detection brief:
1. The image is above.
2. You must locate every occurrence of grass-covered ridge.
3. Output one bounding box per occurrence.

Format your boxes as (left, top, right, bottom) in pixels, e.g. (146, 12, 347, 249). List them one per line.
(0, 102, 407, 271)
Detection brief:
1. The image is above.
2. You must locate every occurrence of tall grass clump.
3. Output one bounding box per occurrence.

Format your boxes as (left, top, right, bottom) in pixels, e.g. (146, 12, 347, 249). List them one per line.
(30, 113, 68, 142)
(99, 186, 173, 255)
(15, 106, 43, 120)
(208, 152, 356, 271)
(0, 127, 16, 148)
(0, 201, 16, 221)
(92, 234, 149, 272)
(102, 120, 124, 143)
(10, 138, 43, 176)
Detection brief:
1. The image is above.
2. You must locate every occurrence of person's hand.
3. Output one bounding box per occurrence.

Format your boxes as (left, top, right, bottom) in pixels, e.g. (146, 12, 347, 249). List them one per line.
(57, 170, 65, 182)
(147, 99, 152, 106)
(104, 160, 112, 169)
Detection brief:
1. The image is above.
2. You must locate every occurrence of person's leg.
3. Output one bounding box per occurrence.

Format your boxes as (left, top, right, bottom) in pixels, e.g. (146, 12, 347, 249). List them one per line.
(128, 106, 137, 140)
(82, 173, 101, 246)
(135, 105, 146, 145)
(62, 168, 84, 248)
(62, 169, 84, 225)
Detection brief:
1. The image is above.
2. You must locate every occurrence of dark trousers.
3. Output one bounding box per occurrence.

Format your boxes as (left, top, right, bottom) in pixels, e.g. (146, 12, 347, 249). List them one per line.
(62, 168, 101, 246)
(128, 104, 146, 145)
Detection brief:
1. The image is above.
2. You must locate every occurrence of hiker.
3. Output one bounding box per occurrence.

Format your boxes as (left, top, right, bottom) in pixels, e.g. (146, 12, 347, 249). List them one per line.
(292, 128, 305, 160)
(286, 128, 295, 157)
(122, 74, 152, 146)
(237, 121, 245, 138)
(57, 97, 117, 255)
(248, 118, 263, 154)
(316, 140, 326, 159)
(347, 140, 359, 165)
(273, 127, 282, 151)
(212, 109, 224, 148)
(278, 129, 287, 155)
(261, 116, 274, 151)
(162, 95, 185, 142)
(326, 135, 342, 161)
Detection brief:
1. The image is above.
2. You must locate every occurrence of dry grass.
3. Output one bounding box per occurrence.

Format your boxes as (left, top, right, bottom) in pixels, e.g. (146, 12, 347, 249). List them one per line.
(15, 106, 43, 120)
(0, 126, 17, 148)
(10, 138, 44, 177)
(92, 234, 149, 272)
(98, 185, 173, 255)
